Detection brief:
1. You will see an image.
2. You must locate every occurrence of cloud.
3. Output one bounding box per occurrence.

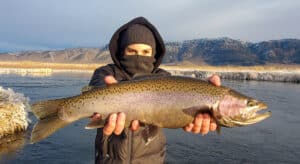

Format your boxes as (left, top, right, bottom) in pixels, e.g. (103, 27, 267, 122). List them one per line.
(0, 0, 299, 51)
(0, 41, 51, 52)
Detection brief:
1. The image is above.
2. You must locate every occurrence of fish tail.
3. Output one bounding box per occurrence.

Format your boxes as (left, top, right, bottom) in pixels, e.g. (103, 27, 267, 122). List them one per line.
(31, 99, 66, 119)
(30, 99, 69, 143)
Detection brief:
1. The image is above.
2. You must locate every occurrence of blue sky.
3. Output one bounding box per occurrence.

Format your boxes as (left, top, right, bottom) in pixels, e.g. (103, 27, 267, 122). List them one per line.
(0, 0, 300, 52)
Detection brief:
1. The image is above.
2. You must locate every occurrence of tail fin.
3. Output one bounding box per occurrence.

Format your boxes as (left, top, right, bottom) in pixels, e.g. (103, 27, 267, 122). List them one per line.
(30, 99, 69, 143)
(31, 99, 66, 119)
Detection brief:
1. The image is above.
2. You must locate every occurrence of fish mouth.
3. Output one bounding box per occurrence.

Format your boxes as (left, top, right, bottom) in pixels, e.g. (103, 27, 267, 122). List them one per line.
(232, 101, 271, 126)
(258, 102, 268, 110)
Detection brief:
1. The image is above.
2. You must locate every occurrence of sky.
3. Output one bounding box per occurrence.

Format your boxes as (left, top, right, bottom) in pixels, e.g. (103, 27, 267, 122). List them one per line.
(0, 0, 300, 52)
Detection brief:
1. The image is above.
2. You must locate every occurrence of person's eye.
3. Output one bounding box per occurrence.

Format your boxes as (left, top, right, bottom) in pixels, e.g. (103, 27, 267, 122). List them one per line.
(128, 49, 135, 53)
(143, 50, 151, 55)
(126, 49, 137, 55)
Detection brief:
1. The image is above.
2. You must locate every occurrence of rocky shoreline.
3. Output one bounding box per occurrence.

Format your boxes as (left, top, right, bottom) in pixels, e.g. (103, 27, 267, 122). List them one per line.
(1, 67, 300, 83)
(167, 69, 300, 83)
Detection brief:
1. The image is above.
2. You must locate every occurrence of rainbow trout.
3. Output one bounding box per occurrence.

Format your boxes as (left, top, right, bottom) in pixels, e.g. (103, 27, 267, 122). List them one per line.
(30, 76, 270, 143)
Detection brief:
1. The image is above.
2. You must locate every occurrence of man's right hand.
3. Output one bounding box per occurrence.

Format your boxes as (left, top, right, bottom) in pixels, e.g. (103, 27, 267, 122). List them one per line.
(90, 75, 140, 136)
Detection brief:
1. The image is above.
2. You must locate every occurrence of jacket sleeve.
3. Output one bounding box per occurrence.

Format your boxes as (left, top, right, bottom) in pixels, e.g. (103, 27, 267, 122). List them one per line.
(89, 65, 115, 163)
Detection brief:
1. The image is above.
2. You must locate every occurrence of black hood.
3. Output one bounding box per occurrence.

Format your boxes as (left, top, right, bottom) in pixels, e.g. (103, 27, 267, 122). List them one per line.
(109, 17, 165, 70)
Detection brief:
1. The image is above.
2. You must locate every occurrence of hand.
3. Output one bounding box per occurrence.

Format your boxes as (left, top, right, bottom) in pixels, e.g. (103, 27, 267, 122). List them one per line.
(182, 74, 221, 135)
(90, 75, 140, 136)
(183, 113, 217, 135)
(91, 112, 140, 135)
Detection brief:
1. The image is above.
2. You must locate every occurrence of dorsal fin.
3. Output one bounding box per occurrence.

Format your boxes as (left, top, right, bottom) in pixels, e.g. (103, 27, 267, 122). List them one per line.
(81, 85, 95, 93)
(131, 73, 170, 81)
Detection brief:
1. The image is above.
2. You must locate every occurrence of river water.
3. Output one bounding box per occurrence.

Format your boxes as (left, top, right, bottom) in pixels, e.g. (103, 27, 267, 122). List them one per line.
(0, 72, 299, 164)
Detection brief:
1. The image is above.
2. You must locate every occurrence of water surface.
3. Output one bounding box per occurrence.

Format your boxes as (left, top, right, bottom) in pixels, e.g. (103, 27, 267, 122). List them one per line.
(0, 72, 299, 164)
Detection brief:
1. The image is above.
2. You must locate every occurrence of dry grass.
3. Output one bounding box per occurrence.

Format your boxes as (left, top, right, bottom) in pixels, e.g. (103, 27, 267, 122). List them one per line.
(0, 61, 300, 72)
(0, 61, 103, 70)
(161, 64, 300, 72)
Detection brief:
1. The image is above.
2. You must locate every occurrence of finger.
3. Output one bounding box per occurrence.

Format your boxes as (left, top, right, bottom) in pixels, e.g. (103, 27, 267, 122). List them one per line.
(208, 74, 221, 87)
(200, 113, 210, 135)
(192, 114, 203, 133)
(183, 123, 194, 132)
(131, 120, 140, 131)
(114, 112, 126, 135)
(104, 75, 118, 85)
(209, 119, 217, 131)
(103, 113, 117, 136)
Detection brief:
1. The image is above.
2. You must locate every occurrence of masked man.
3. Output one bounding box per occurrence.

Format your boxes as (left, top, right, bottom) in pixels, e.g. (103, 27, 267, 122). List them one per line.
(89, 17, 219, 164)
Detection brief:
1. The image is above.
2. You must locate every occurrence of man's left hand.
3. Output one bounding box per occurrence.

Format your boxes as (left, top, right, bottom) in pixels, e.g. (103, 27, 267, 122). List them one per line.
(182, 74, 220, 135)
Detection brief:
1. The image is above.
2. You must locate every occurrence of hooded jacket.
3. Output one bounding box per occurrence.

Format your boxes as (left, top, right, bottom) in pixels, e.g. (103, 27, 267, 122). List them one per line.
(89, 17, 171, 164)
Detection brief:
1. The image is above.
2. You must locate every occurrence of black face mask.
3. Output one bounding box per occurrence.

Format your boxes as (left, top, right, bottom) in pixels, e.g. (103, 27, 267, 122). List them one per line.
(119, 55, 156, 76)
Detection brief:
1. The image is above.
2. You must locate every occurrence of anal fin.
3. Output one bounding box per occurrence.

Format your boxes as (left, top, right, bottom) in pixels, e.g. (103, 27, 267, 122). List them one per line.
(216, 126, 221, 135)
(141, 124, 159, 146)
(85, 119, 105, 129)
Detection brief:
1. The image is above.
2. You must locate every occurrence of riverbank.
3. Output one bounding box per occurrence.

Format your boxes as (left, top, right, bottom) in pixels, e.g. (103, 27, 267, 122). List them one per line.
(162, 65, 300, 83)
(0, 61, 99, 76)
(0, 61, 300, 83)
(166, 69, 300, 83)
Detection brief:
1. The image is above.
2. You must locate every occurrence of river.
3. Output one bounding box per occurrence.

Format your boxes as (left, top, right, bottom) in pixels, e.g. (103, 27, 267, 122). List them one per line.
(0, 72, 299, 164)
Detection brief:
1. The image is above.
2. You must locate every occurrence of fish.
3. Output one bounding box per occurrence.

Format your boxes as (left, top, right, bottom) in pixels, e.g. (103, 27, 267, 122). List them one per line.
(30, 76, 271, 143)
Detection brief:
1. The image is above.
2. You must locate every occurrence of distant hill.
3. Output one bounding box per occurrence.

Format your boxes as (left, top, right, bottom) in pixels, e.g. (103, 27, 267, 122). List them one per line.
(1, 38, 299, 65)
(0, 48, 112, 64)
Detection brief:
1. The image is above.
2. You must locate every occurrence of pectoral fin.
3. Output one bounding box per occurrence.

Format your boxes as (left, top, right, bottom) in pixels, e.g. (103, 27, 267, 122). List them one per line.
(141, 124, 159, 146)
(81, 85, 96, 93)
(182, 105, 211, 117)
(183, 105, 221, 134)
(85, 119, 106, 129)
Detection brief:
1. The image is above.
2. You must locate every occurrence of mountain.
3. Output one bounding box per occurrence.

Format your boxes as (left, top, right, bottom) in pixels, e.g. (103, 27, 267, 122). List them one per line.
(164, 38, 300, 65)
(0, 48, 112, 64)
(1, 38, 299, 65)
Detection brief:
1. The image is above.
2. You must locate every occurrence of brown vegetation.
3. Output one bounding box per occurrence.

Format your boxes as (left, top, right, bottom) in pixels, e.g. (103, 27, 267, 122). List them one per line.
(0, 61, 103, 70)
(161, 63, 300, 72)
(0, 61, 299, 82)
(1, 61, 300, 72)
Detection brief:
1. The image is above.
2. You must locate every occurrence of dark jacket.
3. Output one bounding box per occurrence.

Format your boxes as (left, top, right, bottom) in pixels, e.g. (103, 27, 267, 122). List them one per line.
(89, 17, 171, 164)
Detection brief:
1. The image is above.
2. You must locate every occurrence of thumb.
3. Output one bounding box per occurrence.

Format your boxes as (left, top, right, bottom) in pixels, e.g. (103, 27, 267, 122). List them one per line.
(104, 75, 118, 85)
(208, 74, 221, 87)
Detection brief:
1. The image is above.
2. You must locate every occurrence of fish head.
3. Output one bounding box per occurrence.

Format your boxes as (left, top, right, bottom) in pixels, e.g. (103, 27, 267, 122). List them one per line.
(212, 90, 271, 127)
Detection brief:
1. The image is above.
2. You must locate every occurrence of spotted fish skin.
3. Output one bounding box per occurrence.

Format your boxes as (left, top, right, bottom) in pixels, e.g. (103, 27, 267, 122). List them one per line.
(58, 76, 230, 128)
(30, 76, 270, 143)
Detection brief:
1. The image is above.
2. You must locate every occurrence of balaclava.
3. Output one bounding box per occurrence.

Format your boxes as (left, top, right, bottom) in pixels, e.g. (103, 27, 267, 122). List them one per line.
(119, 24, 156, 76)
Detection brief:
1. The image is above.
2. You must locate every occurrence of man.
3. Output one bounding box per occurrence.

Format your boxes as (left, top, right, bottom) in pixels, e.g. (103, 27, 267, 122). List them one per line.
(89, 17, 220, 164)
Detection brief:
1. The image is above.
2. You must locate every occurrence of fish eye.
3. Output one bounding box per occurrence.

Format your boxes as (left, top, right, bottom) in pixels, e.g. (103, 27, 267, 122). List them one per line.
(247, 100, 256, 107)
